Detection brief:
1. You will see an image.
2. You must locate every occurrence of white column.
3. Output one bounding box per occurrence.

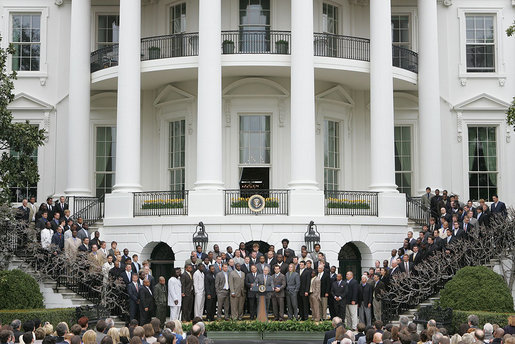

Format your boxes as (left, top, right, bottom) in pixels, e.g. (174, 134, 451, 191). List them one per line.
(289, 0, 317, 190)
(65, 0, 91, 196)
(369, 0, 397, 193)
(195, 0, 223, 190)
(112, 0, 141, 193)
(417, 0, 442, 192)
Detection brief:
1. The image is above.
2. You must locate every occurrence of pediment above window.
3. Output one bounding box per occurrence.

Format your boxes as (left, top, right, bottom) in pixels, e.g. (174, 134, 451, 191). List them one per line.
(7, 93, 53, 111)
(153, 85, 195, 108)
(453, 93, 510, 112)
(91, 92, 117, 110)
(316, 85, 354, 107)
(223, 78, 289, 98)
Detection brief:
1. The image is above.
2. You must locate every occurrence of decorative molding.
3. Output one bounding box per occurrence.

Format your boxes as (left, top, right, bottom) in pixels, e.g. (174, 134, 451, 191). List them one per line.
(54, 0, 64, 6)
(7, 93, 53, 111)
(347, 111, 353, 139)
(39, 77, 47, 86)
(456, 112, 463, 143)
(223, 78, 289, 98)
(316, 85, 354, 107)
(153, 84, 195, 108)
(460, 78, 467, 87)
(349, 0, 368, 6)
(453, 93, 510, 112)
(224, 99, 231, 127)
(507, 127, 511, 143)
(437, 0, 452, 6)
(498, 78, 506, 87)
(278, 100, 286, 127)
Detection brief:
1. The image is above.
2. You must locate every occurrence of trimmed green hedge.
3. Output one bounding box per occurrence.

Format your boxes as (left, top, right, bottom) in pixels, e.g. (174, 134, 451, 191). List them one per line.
(0, 308, 76, 327)
(440, 266, 514, 313)
(182, 320, 332, 333)
(452, 310, 514, 332)
(0, 269, 44, 309)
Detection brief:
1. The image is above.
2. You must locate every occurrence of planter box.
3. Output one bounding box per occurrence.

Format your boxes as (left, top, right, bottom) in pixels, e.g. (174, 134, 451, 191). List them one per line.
(223, 42, 235, 54)
(148, 47, 161, 60)
(275, 41, 289, 54)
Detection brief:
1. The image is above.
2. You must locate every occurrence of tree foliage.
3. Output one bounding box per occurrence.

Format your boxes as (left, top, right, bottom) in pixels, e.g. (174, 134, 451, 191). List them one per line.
(507, 22, 515, 131)
(440, 266, 514, 312)
(0, 36, 46, 204)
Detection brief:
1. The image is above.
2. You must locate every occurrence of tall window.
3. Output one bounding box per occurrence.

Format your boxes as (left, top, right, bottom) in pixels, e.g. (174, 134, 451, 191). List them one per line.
(466, 15, 495, 72)
(170, 3, 186, 34)
(96, 127, 116, 197)
(239, 116, 270, 165)
(97, 15, 120, 49)
(391, 15, 410, 49)
(11, 14, 41, 71)
(10, 129, 38, 202)
(239, 0, 270, 53)
(169, 120, 185, 192)
(322, 3, 338, 34)
(394, 126, 411, 195)
(324, 120, 340, 191)
(468, 126, 497, 200)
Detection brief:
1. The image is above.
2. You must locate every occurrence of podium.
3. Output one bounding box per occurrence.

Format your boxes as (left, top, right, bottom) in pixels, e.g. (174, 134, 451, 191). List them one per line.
(251, 285, 273, 322)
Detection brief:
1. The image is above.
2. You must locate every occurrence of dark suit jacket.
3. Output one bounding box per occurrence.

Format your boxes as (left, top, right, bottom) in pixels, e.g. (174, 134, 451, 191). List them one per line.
(491, 201, 507, 217)
(323, 329, 337, 344)
(358, 282, 373, 305)
(345, 278, 359, 304)
(241, 263, 252, 275)
(54, 202, 69, 218)
(181, 272, 194, 296)
(277, 248, 295, 258)
(319, 271, 331, 298)
(50, 219, 60, 231)
(245, 272, 259, 297)
(127, 281, 141, 303)
(16, 206, 30, 221)
(131, 262, 142, 274)
(51, 232, 64, 250)
(299, 268, 312, 294)
(373, 280, 385, 300)
(331, 280, 347, 300)
(138, 286, 155, 312)
(399, 261, 413, 274)
(204, 272, 216, 298)
(122, 270, 133, 285)
(410, 252, 422, 266)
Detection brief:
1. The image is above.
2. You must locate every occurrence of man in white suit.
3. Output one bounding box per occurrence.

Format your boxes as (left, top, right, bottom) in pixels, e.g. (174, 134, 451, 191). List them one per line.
(193, 264, 206, 318)
(168, 268, 182, 320)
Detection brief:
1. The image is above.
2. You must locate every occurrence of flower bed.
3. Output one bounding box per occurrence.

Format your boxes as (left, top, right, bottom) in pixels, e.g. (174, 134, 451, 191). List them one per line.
(326, 198, 370, 209)
(141, 199, 184, 209)
(231, 197, 279, 208)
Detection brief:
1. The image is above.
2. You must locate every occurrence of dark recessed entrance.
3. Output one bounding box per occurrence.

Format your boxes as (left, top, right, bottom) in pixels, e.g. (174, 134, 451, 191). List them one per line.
(150, 242, 175, 282)
(338, 242, 361, 277)
(245, 240, 270, 255)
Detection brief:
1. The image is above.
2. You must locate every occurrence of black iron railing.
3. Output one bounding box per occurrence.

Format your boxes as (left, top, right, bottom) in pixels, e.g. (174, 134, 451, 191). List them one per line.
(225, 189, 289, 215)
(392, 45, 418, 73)
(72, 195, 105, 224)
(406, 195, 430, 226)
(325, 190, 379, 216)
(314, 33, 370, 61)
(221, 30, 291, 54)
(133, 191, 189, 216)
(91, 33, 199, 72)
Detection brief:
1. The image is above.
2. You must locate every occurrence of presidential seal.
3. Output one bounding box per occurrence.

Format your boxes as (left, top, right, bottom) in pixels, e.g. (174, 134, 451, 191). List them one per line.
(248, 194, 266, 212)
(258, 284, 266, 293)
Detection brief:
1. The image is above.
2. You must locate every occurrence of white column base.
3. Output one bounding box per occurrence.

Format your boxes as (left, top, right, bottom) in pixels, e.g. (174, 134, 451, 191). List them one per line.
(289, 189, 325, 217)
(64, 188, 92, 197)
(188, 190, 225, 216)
(112, 184, 142, 194)
(369, 183, 399, 193)
(378, 192, 406, 218)
(104, 192, 134, 219)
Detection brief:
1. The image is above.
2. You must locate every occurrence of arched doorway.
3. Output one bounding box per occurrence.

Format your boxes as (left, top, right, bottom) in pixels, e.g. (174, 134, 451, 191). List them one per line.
(338, 242, 361, 277)
(150, 242, 175, 282)
(245, 240, 270, 255)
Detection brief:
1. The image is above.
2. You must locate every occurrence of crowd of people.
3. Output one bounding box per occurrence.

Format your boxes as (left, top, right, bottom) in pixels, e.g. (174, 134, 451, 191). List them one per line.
(12, 191, 510, 331)
(0, 312, 514, 344)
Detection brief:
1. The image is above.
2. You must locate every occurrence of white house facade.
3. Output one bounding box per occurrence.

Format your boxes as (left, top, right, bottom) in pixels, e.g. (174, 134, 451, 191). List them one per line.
(2, 0, 514, 276)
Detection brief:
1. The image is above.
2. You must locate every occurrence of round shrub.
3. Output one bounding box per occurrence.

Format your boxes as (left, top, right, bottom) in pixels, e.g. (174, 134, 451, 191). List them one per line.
(440, 266, 514, 312)
(0, 269, 44, 309)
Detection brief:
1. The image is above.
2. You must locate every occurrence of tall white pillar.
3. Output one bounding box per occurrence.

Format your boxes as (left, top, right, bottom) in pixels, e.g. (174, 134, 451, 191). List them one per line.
(65, 0, 91, 196)
(188, 0, 224, 216)
(417, 0, 442, 192)
(288, 0, 324, 216)
(195, 0, 223, 190)
(112, 0, 141, 193)
(369, 0, 398, 193)
(290, 0, 317, 190)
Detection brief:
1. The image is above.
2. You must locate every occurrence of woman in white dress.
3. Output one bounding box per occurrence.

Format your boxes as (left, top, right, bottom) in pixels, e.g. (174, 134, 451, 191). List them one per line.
(168, 267, 182, 320)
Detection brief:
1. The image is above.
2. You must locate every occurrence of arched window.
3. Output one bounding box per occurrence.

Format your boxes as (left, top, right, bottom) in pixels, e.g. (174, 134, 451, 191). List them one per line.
(338, 242, 361, 277)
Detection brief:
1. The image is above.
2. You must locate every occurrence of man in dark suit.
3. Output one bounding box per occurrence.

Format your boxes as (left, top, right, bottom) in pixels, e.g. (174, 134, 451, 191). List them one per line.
(46, 197, 55, 219)
(181, 264, 194, 322)
(410, 245, 423, 266)
(399, 255, 413, 277)
(328, 266, 338, 318)
(122, 264, 133, 284)
(138, 279, 155, 325)
(461, 216, 474, 238)
(241, 256, 252, 275)
(271, 265, 286, 321)
(358, 275, 373, 326)
(298, 261, 312, 320)
(131, 255, 142, 274)
(255, 255, 270, 275)
(16, 199, 30, 222)
(195, 245, 208, 261)
(50, 213, 61, 231)
(491, 195, 507, 218)
(285, 263, 300, 320)
(256, 266, 274, 315)
(276, 238, 295, 260)
(372, 273, 385, 321)
(245, 264, 259, 320)
(127, 273, 141, 321)
(204, 265, 217, 321)
(318, 264, 331, 320)
(331, 273, 347, 320)
(54, 196, 68, 219)
(430, 189, 442, 219)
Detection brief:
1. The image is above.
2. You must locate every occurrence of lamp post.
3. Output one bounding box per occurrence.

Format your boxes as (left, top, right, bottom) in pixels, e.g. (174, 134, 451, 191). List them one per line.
(304, 220, 320, 253)
(193, 221, 208, 252)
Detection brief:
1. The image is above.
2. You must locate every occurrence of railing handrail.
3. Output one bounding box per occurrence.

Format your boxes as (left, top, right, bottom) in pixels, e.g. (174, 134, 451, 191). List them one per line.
(406, 194, 430, 226)
(71, 194, 105, 223)
(133, 190, 189, 217)
(324, 190, 379, 216)
(313, 32, 370, 43)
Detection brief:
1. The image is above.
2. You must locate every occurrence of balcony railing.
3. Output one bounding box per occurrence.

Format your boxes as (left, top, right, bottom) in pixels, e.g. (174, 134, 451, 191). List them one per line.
(225, 189, 289, 215)
(325, 190, 379, 216)
(406, 195, 430, 226)
(71, 195, 105, 224)
(90, 31, 418, 74)
(133, 191, 189, 216)
(221, 30, 291, 54)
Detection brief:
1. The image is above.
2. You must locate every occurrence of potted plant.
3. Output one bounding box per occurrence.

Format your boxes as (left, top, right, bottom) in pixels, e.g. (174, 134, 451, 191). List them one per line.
(148, 46, 161, 60)
(275, 40, 289, 54)
(222, 40, 235, 54)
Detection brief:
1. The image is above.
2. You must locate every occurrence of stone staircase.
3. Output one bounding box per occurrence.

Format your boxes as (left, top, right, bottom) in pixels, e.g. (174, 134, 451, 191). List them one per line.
(8, 256, 94, 309)
(390, 294, 441, 329)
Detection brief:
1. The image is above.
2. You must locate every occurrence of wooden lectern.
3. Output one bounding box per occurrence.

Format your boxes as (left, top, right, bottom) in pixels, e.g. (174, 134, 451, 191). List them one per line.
(251, 284, 273, 322)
